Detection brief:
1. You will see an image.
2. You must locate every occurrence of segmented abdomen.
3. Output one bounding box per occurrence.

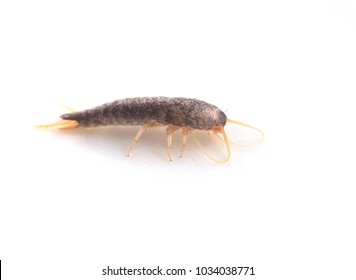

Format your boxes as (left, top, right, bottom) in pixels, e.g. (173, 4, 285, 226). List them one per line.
(61, 97, 226, 130)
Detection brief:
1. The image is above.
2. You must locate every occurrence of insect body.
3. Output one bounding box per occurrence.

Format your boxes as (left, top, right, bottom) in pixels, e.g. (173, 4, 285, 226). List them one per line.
(37, 97, 263, 162)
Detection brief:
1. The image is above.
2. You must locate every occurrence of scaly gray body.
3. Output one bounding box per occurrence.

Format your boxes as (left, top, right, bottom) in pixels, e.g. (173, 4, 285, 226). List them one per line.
(61, 97, 227, 130)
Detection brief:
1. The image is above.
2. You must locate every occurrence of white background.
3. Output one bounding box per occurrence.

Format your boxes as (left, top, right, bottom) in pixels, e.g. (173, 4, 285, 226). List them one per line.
(0, 1, 355, 279)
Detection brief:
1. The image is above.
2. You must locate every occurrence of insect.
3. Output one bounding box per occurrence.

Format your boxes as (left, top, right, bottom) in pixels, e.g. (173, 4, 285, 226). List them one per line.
(36, 97, 264, 163)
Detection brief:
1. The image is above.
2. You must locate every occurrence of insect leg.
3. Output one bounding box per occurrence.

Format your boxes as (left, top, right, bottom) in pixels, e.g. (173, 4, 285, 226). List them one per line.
(166, 125, 180, 161)
(127, 126, 147, 157)
(127, 121, 157, 157)
(180, 127, 190, 158)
